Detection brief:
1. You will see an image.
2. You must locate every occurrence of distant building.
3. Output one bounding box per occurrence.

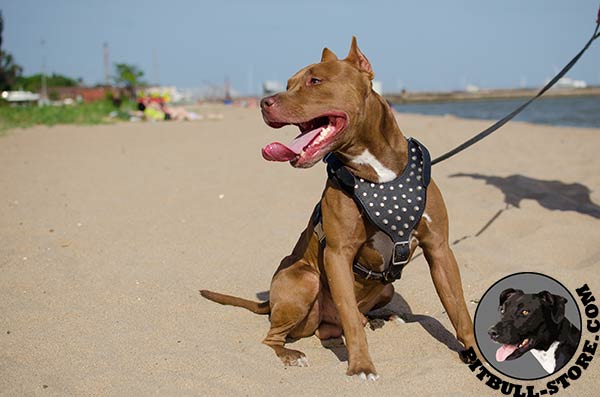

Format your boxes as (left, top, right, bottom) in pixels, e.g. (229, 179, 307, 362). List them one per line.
(263, 81, 284, 95)
(554, 77, 587, 89)
(51, 87, 107, 102)
(1, 90, 40, 103)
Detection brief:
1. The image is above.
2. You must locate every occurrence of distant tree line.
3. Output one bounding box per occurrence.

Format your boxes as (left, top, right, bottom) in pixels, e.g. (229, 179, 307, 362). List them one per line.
(16, 73, 81, 92)
(0, 11, 22, 91)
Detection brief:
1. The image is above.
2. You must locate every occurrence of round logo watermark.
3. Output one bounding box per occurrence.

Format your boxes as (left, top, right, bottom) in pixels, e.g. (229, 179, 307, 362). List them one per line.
(474, 272, 582, 380)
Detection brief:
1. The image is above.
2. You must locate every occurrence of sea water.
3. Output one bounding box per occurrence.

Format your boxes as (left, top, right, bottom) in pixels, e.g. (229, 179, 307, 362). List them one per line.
(393, 95, 600, 128)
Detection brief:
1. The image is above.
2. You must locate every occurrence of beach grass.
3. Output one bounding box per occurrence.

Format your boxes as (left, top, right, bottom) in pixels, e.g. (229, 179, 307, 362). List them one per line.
(0, 100, 134, 135)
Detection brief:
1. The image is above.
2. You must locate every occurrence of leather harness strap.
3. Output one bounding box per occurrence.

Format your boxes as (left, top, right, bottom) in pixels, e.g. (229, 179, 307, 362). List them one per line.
(313, 137, 431, 283)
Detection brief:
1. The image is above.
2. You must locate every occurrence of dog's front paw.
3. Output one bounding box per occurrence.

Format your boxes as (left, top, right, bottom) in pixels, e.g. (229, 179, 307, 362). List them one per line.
(347, 360, 378, 381)
(278, 348, 309, 367)
(459, 344, 480, 364)
(354, 372, 379, 381)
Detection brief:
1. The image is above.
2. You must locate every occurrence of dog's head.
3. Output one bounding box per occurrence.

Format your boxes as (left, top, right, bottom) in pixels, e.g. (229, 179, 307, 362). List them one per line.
(488, 288, 567, 362)
(260, 37, 375, 168)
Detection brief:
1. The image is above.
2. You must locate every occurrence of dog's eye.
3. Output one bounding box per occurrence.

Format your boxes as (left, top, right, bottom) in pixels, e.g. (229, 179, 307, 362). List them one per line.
(308, 77, 322, 86)
(521, 310, 530, 316)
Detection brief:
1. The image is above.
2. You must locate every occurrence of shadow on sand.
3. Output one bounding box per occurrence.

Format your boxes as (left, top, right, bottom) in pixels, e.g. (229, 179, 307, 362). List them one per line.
(322, 292, 465, 363)
(450, 173, 600, 219)
(404, 173, 600, 255)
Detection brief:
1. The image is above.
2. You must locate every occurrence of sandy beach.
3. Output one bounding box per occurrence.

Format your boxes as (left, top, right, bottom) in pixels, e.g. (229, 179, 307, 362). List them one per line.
(1, 106, 599, 396)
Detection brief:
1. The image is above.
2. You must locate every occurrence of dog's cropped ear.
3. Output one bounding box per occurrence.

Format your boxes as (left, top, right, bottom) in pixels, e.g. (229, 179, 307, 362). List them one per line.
(345, 36, 375, 80)
(321, 47, 338, 62)
(499, 288, 523, 306)
(538, 291, 567, 324)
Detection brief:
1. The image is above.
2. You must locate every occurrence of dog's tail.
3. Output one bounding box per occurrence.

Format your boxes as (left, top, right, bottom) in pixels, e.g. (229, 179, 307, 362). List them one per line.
(199, 290, 270, 315)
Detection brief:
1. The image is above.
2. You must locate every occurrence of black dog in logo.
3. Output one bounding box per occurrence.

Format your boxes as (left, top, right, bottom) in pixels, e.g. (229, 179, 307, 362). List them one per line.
(488, 288, 580, 374)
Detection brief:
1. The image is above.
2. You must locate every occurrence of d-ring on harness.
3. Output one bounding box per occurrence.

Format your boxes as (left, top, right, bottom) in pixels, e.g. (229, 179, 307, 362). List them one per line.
(313, 138, 431, 284)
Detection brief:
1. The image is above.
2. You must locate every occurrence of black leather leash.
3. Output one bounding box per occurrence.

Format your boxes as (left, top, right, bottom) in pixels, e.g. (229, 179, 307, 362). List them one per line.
(431, 8, 600, 166)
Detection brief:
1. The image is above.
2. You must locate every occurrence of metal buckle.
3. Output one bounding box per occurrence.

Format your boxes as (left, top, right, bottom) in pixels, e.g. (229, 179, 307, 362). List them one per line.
(354, 262, 379, 281)
(314, 222, 326, 243)
(392, 241, 411, 265)
(382, 271, 396, 284)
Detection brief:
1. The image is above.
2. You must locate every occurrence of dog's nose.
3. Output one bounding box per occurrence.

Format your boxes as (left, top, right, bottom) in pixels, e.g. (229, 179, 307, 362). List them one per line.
(488, 327, 499, 340)
(260, 95, 276, 109)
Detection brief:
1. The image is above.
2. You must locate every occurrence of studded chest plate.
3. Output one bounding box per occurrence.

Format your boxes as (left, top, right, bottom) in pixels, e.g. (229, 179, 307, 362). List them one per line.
(352, 140, 428, 243)
(325, 138, 431, 279)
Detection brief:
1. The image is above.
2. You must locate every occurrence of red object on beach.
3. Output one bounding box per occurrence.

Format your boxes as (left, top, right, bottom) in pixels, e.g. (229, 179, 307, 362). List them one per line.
(137, 96, 165, 105)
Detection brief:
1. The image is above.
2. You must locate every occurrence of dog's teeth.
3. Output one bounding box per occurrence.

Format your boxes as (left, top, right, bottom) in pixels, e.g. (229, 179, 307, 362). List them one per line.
(310, 127, 331, 147)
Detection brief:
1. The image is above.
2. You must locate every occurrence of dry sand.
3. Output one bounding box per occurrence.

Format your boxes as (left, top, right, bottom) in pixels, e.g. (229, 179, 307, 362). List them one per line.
(1, 106, 599, 396)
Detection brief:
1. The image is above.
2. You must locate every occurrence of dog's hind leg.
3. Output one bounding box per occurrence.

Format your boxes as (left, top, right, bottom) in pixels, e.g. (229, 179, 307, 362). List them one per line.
(262, 261, 320, 367)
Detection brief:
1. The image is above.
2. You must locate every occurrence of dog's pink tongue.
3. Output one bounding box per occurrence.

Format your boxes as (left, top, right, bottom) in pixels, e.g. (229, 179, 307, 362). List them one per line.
(262, 143, 297, 161)
(496, 344, 518, 362)
(262, 127, 322, 162)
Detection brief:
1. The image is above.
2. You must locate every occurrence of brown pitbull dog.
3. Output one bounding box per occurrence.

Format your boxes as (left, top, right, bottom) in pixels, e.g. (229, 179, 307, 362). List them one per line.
(201, 37, 476, 379)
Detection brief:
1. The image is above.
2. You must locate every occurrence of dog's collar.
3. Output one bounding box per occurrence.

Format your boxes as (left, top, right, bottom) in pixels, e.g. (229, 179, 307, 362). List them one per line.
(318, 137, 431, 283)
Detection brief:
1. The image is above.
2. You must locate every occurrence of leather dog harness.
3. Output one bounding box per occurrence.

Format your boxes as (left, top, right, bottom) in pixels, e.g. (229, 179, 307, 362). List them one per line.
(313, 137, 431, 283)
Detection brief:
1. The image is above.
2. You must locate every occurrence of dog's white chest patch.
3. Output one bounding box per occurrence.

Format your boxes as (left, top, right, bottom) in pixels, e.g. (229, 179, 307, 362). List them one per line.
(531, 341, 560, 373)
(352, 149, 397, 183)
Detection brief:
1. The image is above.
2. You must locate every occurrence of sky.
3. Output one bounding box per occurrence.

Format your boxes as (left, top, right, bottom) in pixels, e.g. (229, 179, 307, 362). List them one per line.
(2, 0, 600, 95)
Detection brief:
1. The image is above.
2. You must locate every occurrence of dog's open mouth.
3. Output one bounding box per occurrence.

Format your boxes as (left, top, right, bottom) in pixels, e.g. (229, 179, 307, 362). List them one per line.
(262, 113, 347, 166)
(495, 338, 533, 362)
